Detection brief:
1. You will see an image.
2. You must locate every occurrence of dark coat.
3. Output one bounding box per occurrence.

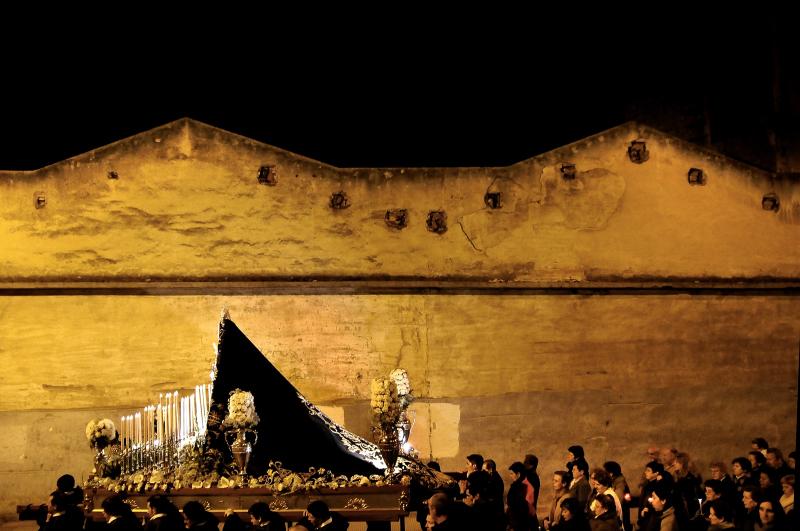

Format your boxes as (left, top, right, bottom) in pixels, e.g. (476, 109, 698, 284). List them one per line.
(589, 512, 620, 531)
(316, 512, 349, 531)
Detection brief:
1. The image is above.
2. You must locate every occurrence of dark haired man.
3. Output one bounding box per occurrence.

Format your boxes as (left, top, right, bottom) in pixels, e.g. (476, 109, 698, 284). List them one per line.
(765, 448, 792, 483)
(751, 439, 769, 456)
(101, 495, 140, 531)
(570, 459, 592, 510)
(182, 501, 219, 531)
(427, 493, 454, 530)
(482, 459, 505, 522)
(146, 495, 183, 531)
(638, 461, 665, 530)
(42, 492, 83, 531)
(247, 501, 286, 530)
(305, 500, 348, 530)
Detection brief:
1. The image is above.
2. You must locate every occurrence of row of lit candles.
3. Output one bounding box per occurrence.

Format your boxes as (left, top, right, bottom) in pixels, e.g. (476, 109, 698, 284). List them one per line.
(118, 384, 213, 449)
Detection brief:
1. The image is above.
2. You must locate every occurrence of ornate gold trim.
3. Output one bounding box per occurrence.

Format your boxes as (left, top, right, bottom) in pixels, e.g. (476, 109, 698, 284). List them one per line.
(344, 497, 369, 510)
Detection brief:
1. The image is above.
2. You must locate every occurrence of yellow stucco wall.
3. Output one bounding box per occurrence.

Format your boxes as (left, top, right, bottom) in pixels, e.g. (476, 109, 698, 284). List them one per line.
(1, 119, 797, 282)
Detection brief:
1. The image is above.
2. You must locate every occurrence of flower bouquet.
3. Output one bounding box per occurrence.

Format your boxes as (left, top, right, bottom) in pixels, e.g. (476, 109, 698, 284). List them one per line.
(222, 389, 259, 485)
(370, 377, 401, 474)
(222, 389, 260, 428)
(85, 418, 118, 449)
(85, 418, 119, 478)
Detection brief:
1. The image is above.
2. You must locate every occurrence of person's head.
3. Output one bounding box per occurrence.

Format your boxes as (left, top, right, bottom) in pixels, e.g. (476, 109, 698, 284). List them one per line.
(465, 483, 483, 506)
(509, 462, 526, 481)
(659, 448, 677, 466)
(780, 475, 794, 496)
(603, 461, 622, 479)
(732, 457, 752, 477)
(742, 485, 761, 511)
(757, 499, 785, 526)
(48, 491, 66, 514)
(567, 445, 584, 461)
(424, 513, 435, 530)
(560, 497, 582, 521)
(101, 495, 130, 520)
(759, 471, 773, 489)
(766, 448, 784, 469)
(553, 471, 569, 491)
(704, 479, 722, 501)
(749, 450, 767, 469)
(752, 438, 769, 452)
(709, 461, 727, 480)
(650, 482, 672, 512)
(305, 500, 330, 526)
(524, 454, 539, 471)
(644, 460, 664, 481)
(56, 474, 76, 493)
(427, 460, 441, 472)
(590, 468, 612, 493)
(466, 454, 484, 472)
(707, 500, 732, 526)
(483, 459, 496, 473)
(248, 502, 272, 526)
(788, 451, 796, 470)
(592, 494, 615, 517)
(427, 493, 450, 522)
(182, 501, 207, 527)
(147, 495, 174, 517)
(572, 459, 589, 480)
(647, 446, 660, 461)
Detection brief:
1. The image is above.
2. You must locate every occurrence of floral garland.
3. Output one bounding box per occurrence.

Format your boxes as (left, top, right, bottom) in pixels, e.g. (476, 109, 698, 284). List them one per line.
(222, 389, 260, 429)
(370, 377, 400, 426)
(86, 456, 413, 494)
(85, 418, 118, 449)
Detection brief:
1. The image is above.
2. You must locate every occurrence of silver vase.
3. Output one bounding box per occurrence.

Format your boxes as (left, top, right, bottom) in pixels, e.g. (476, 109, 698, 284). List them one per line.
(225, 427, 258, 486)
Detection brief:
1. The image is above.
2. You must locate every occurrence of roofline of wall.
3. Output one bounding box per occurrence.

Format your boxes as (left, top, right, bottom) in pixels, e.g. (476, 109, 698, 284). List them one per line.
(0, 278, 798, 296)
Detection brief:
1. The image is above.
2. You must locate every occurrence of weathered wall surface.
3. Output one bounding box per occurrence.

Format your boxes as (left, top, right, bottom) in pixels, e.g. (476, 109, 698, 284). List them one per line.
(0, 120, 798, 281)
(0, 119, 797, 518)
(0, 295, 796, 516)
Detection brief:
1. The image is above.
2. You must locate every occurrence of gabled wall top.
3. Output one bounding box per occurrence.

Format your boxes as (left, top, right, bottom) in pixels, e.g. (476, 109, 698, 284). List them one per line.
(0, 119, 797, 284)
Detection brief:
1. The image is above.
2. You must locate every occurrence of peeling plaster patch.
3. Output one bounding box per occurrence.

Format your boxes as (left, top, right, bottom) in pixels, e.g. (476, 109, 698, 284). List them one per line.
(41, 384, 97, 392)
(53, 250, 117, 265)
(538, 166, 625, 230)
(326, 223, 355, 237)
(276, 238, 304, 245)
(169, 223, 225, 236)
(208, 238, 258, 252)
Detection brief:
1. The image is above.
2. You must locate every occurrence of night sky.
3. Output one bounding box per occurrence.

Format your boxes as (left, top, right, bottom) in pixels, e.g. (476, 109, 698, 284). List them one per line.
(0, 12, 790, 171)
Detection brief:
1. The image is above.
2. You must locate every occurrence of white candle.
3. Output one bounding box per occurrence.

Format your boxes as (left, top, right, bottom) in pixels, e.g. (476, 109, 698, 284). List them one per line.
(173, 391, 178, 438)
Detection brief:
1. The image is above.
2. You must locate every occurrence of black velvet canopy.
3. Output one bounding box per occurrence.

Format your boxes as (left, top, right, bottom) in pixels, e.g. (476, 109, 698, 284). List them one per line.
(206, 315, 383, 477)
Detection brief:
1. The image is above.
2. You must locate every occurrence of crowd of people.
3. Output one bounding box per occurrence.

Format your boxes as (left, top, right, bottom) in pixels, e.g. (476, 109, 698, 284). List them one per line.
(36, 479, 348, 531)
(34, 438, 795, 531)
(415, 439, 795, 531)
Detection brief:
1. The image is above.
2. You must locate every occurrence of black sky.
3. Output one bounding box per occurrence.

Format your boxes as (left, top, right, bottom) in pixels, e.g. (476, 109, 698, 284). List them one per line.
(0, 11, 790, 170)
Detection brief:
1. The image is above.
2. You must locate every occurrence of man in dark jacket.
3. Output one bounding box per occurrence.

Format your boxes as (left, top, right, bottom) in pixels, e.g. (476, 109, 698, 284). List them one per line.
(305, 500, 348, 530)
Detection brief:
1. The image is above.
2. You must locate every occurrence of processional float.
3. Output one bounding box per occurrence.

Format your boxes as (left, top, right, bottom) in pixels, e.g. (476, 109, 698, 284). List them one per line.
(82, 310, 453, 525)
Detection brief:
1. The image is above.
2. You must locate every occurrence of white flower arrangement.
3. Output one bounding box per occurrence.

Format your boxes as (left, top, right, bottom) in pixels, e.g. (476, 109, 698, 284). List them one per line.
(390, 368, 414, 409)
(370, 377, 400, 426)
(222, 389, 260, 429)
(85, 418, 118, 449)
